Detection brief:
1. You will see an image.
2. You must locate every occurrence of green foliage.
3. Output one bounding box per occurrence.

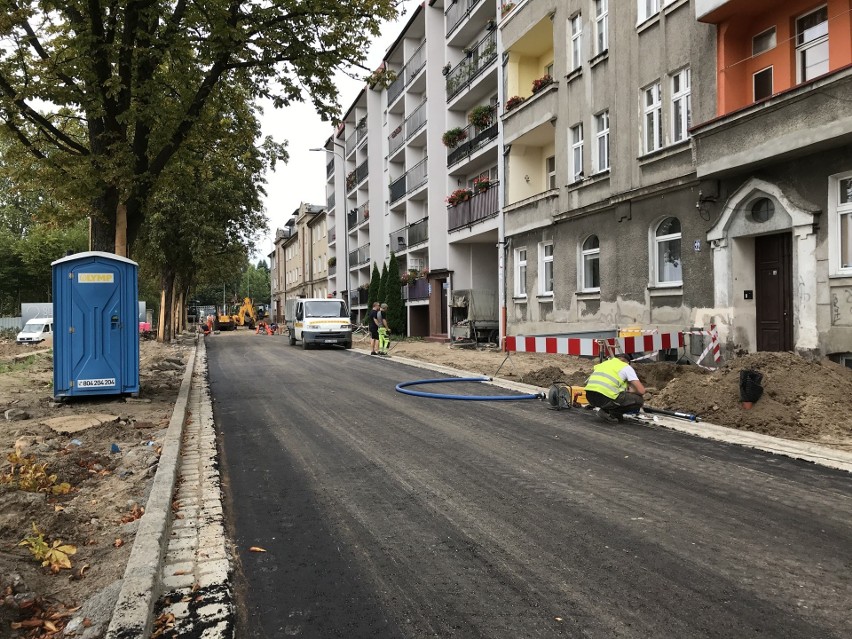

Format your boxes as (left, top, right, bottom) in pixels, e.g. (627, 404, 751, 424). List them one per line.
(19, 523, 76, 573)
(386, 252, 405, 335)
(367, 263, 381, 309)
(0, 0, 400, 253)
(378, 262, 389, 305)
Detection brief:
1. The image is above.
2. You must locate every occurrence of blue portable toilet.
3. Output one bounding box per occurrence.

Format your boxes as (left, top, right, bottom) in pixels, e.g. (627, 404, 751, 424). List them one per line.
(52, 251, 140, 398)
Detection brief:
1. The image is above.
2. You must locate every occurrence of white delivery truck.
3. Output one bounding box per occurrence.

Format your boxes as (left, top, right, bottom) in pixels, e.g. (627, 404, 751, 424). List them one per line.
(284, 298, 352, 350)
(16, 317, 54, 345)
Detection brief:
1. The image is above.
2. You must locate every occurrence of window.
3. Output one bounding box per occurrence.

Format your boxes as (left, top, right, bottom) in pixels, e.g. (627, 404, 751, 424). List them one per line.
(539, 242, 554, 295)
(654, 217, 682, 285)
(570, 15, 583, 71)
(546, 156, 556, 189)
(545, 62, 554, 77)
(643, 81, 662, 153)
(638, 0, 660, 23)
(581, 235, 600, 291)
(570, 124, 584, 182)
(515, 247, 527, 296)
(753, 67, 773, 101)
(830, 173, 852, 273)
(796, 6, 829, 83)
(671, 68, 691, 144)
(594, 111, 609, 172)
(594, 0, 608, 55)
(752, 27, 776, 55)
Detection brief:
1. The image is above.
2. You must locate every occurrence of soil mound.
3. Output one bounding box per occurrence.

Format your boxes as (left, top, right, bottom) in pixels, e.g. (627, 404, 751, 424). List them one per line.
(653, 352, 852, 447)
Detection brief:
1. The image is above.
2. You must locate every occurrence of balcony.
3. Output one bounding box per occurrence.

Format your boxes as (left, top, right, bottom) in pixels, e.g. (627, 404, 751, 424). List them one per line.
(448, 183, 499, 232)
(402, 278, 430, 301)
(347, 202, 370, 230)
(695, 0, 741, 22)
(692, 68, 852, 178)
(502, 81, 558, 144)
(326, 192, 335, 211)
(348, 242, 371, 267)
(446, 0, 484, 36)
(447, 118, 498, 167)
(389, 217, 429, 252)
(328, 264, 336, 276)
(446, 31, 497, 101)
(389, 157, 428, 203)
(389, 100, 428, 156)
(387, 42, 426, 105)
(355, 117, 368, 145)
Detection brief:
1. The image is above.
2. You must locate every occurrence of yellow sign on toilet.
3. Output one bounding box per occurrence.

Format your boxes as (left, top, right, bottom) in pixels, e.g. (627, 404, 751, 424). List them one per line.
(78, 273, 115, 283)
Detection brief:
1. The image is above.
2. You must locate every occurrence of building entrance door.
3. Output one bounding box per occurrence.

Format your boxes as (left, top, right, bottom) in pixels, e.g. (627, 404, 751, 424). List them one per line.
(755, 233, 793, 351)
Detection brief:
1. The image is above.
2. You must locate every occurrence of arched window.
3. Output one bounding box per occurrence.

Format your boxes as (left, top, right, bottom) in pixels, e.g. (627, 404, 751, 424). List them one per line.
(654, 217, 682, 285)
(581, 235, 600, 291)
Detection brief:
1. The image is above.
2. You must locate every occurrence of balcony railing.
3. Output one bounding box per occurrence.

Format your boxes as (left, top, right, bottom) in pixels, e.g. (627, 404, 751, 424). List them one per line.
(389, 217, 429, 252)
(446, 0, 484, 36)
(389, 157, 428, 203)
(356, 117, 368, 144)
(446, 31, 497, 100)
(448, 183, 499, 232)
(348, 244, 371, 268)
(326, 158, 334, 177)
(328, 228, 336, 244)
(327, 192, 335, 210)
(355, 159, 369, 186)
(389, 100, 428, 155)
(329, 264, 336, 276)
(387, 42, 426, 104)
(344, 130, 356, 155)
(402, 278, 430, 301)
(447, 120, 498, 166)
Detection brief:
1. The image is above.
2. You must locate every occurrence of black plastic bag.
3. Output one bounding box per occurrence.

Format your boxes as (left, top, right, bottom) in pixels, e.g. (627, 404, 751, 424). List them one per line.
(739, 369, 764, 403)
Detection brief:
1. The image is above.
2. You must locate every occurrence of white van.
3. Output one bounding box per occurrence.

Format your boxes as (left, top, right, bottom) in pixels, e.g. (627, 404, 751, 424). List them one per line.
(284, 298, 352, 350)
(16, 318, 54, 345)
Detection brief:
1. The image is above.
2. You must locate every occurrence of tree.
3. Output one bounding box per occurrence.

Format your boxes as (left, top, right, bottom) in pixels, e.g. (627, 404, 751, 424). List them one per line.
(0, 0, 401, 256)
(367, 262, 381, 310)
(386, 252, 405, 335)
(378, 261, 389, 306)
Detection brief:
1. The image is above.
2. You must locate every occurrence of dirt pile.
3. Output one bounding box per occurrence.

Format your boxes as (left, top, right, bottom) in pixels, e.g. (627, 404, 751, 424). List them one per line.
(0, 338, 190, 638)
(652, 352, 852, 447)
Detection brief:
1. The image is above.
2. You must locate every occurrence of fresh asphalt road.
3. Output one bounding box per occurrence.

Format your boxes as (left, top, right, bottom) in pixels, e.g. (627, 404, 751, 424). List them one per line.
(207, 332, 852, 639)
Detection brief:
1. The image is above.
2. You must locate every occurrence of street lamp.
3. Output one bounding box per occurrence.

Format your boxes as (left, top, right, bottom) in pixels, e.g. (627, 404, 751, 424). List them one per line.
(309, 143, 350, 315)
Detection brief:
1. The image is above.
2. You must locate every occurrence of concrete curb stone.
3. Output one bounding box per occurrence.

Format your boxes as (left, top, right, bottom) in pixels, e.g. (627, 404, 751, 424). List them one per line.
(104, 340, 198, 639)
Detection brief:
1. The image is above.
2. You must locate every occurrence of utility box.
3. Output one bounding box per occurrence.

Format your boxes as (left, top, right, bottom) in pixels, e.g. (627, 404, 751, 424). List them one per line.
(52, 251, 140, 398)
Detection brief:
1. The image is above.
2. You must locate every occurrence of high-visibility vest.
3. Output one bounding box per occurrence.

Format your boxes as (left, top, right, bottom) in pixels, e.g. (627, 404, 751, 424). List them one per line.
(584, 358, 628, 400)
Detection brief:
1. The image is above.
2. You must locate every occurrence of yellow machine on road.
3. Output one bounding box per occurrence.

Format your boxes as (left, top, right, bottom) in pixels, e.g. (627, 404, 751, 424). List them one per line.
(232, 297, 258, 329)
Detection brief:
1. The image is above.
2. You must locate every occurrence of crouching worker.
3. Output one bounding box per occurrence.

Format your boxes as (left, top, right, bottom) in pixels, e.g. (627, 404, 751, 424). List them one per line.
(584, 353, 645, 422)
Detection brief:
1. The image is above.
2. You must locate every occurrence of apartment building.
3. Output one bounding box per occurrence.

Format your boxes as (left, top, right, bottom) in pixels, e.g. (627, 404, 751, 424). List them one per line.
(270, 203, 327, 316)
(308, 0, 850, 358)
(692, 0, 852, 359)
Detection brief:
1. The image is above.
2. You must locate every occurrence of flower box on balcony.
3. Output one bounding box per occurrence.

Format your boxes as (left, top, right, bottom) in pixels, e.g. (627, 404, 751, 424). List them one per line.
(473, 176, 491, 193)
(468, 105, 494, 129)
(442, 127, 468, 148)
(532, 74, 554, 94)
(446, 188, 473, 207)
(505, 95, 525, 112)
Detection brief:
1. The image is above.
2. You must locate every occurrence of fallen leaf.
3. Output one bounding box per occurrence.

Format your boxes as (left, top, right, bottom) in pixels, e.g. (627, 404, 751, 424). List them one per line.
(54, 505, 64, 512)
(83, 618, 92, 627)
(44, 620, 58, 632)
(113, 538, 124, 548)
(554, 617, 563, 622)
(173, 569, 189, 575)
(248, 546, 267, 553)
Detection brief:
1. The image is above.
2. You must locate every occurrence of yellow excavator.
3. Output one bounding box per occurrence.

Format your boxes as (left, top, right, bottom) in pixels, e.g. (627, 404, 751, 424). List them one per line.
(232, 297, 258, 329)
(214, 305, 236, 331)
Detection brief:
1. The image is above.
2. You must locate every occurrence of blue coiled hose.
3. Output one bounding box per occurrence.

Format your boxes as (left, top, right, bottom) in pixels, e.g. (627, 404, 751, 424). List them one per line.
(395, 377, 543, 401)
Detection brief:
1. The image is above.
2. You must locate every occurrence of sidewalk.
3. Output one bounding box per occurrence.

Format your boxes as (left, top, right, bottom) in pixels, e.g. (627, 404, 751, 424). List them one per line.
(104, 338, 235, 638)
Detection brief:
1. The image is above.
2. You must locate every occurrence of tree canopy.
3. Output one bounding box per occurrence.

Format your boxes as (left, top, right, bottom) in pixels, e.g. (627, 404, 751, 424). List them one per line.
(0, 0, 401, 255)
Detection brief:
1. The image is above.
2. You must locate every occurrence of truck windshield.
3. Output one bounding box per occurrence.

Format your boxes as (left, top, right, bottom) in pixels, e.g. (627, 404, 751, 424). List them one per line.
(304, 301, 346, 318)
(21, 323, 46, 334)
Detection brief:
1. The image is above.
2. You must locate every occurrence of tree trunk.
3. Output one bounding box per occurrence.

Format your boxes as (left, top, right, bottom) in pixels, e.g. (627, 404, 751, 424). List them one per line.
(115, 202, 128, 258)
(90, 192, 119, 252)
(157, 271, 175, 343)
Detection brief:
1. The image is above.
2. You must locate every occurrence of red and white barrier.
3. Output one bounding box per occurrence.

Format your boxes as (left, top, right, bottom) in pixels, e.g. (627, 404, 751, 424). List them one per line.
(683, 325, 721, 367)
(506, 331, 684, 357)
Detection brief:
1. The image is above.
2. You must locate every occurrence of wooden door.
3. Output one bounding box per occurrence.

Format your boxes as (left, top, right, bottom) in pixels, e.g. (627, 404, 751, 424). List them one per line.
(755, 233, 793, 351)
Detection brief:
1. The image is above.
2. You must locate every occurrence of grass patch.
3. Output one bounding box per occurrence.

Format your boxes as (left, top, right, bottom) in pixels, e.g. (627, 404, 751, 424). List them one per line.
(0, 356, 37, 374)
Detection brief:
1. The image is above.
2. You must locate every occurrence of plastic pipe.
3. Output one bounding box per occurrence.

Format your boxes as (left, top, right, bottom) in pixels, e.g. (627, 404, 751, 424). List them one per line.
(396, 377, 543, 401)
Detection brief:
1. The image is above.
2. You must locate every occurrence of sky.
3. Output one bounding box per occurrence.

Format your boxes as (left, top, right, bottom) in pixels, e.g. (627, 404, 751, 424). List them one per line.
(255, 0, 422, 261)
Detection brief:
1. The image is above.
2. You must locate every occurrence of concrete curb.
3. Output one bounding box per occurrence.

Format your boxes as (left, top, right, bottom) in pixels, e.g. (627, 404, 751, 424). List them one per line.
(104, 340, 198, 639)
(369, 348, 852, 474)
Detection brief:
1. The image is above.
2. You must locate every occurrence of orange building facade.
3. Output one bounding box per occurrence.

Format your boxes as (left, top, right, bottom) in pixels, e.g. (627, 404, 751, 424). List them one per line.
(699, 0, 852, 115)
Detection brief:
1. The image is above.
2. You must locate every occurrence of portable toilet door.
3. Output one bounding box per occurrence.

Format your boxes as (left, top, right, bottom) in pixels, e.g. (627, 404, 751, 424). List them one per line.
(52, 251, 140, 398)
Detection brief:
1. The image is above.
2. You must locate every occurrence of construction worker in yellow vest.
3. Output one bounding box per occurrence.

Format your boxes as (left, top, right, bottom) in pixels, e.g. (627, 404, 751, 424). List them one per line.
(584, 353, 646, 423)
